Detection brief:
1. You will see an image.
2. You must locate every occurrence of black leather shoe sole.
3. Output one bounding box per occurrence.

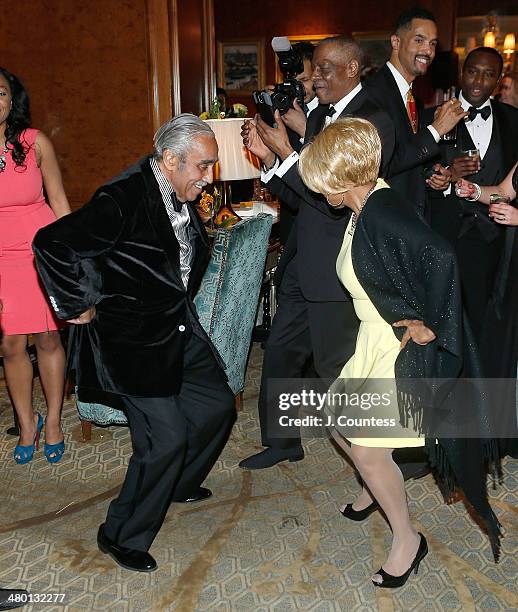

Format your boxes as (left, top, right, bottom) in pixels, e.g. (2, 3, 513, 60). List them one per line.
(97, 526, 157, 572)
(239, 448, 304, 470)
(173, 487, 213, 503)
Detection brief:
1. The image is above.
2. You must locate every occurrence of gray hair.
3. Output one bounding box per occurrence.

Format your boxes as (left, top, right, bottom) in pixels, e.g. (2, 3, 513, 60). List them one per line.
(318, 36, 364, 67)
(153, 113, 215, 162)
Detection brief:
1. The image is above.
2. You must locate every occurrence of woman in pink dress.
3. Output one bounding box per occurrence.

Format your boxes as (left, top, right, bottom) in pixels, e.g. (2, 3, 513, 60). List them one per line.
(0, 67, 71, 463)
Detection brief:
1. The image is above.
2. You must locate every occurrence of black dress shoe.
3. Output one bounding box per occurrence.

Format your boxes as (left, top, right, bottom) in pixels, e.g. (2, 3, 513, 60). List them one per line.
(239, 447, 304, 470)
(97, 524, 157, 572)
(173, 487, 213, 503)
(340, 501, 379, 521)
(0, 589, 28, 610)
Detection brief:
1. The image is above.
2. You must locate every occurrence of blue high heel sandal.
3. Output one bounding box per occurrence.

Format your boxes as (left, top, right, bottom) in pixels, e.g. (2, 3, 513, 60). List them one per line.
(44, 426, 65, 464)
(13, 413, 44, 464)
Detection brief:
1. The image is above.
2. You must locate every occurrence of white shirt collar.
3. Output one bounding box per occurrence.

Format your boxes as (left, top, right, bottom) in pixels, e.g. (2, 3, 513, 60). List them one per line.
(330, 82, 363, 117)
(386, 61, 412, 102)
(458, 91, 492, 111)
(307, 96, 319, 114)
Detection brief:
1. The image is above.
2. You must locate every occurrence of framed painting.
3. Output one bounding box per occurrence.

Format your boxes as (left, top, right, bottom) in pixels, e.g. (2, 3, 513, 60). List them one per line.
(274, 34, 337, 81)
(352, 31, 392, 78)
(217, 39, 265, 94)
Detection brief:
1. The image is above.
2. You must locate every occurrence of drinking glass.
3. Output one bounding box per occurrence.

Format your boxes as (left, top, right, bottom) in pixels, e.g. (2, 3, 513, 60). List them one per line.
(462, 149, 480, 164)
(441, 87, 458, 143)
(442, 126, 457, 142)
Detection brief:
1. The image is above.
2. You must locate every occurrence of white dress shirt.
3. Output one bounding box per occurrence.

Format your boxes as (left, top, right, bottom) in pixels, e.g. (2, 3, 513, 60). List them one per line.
(262, 84, 363, 182)
(459, 92, 493, 160)
(386, 61, 440, 142)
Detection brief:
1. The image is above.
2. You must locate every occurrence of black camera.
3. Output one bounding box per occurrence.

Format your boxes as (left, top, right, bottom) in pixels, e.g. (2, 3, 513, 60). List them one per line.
(253, 37, 306, 127)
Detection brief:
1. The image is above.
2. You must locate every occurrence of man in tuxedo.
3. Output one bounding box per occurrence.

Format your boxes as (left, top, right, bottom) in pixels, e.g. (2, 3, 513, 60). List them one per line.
(33, 115, 236, 572)
(365, 6, 466, 217)
(429, 47, 518, 341)
(239, 37, 395, 470)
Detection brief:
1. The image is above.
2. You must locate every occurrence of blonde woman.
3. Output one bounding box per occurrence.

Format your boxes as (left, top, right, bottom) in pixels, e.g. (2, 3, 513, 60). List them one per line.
(298, 117, 500, 587)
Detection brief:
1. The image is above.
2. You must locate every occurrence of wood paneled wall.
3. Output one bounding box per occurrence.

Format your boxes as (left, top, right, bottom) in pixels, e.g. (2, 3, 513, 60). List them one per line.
(457, 1, 517, 16)
(0, 0, 214, 210)
(1, 1, 153, 209)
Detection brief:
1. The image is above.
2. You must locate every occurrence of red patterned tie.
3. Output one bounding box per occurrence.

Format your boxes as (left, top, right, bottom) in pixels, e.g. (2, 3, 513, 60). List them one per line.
(406, 88, 418, 133)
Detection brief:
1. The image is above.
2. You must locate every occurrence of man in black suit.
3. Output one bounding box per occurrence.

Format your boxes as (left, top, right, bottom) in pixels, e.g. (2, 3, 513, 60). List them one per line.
(428, 47, 518, 342)
(33, 115, 236, 572)
(239, 37, 395, 470)
(365, 7, 466, 217)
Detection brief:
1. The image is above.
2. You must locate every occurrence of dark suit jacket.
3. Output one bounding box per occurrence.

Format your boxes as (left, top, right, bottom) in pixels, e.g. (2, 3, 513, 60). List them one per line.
(266, 87, 395, 302)
(33, 157, 211, 398)
(365, 63, 441, 216)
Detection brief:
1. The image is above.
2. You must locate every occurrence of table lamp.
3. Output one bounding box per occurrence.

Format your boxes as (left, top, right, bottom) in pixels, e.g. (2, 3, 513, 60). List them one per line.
(204, 118, 261, 226)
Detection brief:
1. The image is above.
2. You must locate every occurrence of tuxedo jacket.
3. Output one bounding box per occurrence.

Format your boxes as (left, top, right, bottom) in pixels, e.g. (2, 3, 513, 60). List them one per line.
(33, 157, 212, 398)
(365, 64, 441, 217)
(266, 87, 395, 302)
(428, 99, 518, 243)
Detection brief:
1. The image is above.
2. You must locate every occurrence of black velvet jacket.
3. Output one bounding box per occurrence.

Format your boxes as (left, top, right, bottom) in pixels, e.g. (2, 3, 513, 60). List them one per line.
(33, 157, 210, 397)
(353, 187, 500, 558)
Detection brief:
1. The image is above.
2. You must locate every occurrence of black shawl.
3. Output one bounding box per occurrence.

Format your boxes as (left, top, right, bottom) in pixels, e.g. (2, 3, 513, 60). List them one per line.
(352, 186, 501, 559)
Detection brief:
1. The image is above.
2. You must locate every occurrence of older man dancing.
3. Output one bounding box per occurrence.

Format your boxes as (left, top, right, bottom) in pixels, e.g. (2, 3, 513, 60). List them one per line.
(33, 114, 236, 572)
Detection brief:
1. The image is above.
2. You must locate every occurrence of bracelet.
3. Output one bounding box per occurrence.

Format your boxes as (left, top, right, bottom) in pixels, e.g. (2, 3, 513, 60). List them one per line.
(465, 183, 481, 202)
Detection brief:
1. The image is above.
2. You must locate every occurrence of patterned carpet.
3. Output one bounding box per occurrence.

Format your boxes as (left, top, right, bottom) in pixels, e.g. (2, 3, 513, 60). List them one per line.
(1, 345, 518, 611)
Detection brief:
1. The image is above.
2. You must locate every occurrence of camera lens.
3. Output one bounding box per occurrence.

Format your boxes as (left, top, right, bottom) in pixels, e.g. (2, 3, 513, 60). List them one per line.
(272, 91, 291, 114)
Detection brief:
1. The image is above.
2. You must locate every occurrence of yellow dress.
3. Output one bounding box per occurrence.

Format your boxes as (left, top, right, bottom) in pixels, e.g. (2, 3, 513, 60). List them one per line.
(328, 199, 424, 449)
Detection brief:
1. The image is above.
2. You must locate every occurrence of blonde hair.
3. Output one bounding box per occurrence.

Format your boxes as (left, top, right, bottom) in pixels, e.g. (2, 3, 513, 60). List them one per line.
(298, 117, 381, 197)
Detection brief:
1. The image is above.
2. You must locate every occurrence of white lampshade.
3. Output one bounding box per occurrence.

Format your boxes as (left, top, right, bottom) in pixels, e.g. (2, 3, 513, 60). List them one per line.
(484, 31, 496, 48)
(205, 118, 261, 181)
(503, 33, 516, 54)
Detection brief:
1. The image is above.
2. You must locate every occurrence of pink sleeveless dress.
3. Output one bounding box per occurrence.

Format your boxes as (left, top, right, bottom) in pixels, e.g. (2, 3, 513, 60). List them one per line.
(0, 128, 61, 335)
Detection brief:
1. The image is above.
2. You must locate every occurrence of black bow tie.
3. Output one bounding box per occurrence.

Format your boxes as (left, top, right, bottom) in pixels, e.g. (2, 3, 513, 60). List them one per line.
(326, 105, 336, 118)
(171, 192, 183, 213)
(467, 106, 491, 122)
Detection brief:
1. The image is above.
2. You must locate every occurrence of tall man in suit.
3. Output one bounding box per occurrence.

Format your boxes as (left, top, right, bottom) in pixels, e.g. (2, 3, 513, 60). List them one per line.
(365, 6, 467, 217)
(239, 37, 395, 470)
(428, 47, 518, 342)
(33, 115, 236, 572)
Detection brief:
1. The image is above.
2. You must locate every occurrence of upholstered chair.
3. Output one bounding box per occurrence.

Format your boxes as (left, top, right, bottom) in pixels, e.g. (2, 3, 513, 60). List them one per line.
(77, 213, 273, 440)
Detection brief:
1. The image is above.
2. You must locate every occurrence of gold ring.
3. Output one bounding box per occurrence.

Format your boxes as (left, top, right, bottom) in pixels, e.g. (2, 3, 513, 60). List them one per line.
(450, 99, 455, 105)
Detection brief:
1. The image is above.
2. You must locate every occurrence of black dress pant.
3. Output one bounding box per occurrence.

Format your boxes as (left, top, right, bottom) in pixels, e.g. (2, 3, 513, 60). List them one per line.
(259, 258, 359, 449)
(455, 228, 504, 343)
(104, 333, 235, 551)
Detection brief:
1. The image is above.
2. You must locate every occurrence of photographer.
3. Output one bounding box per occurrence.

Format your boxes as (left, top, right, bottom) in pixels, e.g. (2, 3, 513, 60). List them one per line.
(267, 41, 318, 242)
(239, 37, 395, 470)
(277, 41, 319, 142)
